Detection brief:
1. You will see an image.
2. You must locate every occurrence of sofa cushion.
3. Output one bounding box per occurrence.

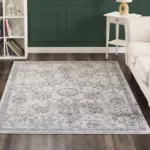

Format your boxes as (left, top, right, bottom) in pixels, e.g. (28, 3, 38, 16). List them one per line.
(135, 56, 150, 85)
(128, 42, 150, 63)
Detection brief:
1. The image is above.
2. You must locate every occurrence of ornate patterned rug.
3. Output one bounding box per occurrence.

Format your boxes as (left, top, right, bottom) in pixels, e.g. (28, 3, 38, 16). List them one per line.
(0, 61, 149, 134)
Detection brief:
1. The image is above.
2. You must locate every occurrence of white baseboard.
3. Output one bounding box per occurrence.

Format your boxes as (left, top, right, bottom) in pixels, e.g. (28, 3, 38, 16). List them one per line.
(28, 47, 125, 53)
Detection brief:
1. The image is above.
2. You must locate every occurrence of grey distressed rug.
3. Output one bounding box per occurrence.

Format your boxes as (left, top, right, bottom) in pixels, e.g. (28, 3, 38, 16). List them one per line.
(0, 61, 149, 134)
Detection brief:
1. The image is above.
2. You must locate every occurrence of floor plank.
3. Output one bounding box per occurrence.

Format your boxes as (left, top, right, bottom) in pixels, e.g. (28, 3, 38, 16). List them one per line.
(132, 135, 150, 150)
(52, 135, 66, 150)
(65, 135, 73, 150)
(72, 135, 86, 150)
(0, 135, 11, 150)
(104, 135, 116, 150)
(9, 135, 31, 150)
(112, 135, 136, 150)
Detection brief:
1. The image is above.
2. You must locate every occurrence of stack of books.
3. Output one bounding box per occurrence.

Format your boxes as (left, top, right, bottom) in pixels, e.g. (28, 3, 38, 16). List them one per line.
(6, 39, 24, 56)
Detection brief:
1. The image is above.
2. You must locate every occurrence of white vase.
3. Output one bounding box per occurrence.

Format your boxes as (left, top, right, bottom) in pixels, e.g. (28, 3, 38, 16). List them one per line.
(7, 0, 15, 16)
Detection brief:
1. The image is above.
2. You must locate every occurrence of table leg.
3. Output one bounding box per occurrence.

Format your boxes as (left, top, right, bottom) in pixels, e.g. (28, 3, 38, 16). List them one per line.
(116, 23, 119, 55)
(106, 17, 110, 59)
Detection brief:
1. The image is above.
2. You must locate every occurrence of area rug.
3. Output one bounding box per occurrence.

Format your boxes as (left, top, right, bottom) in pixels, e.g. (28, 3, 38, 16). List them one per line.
(0, 61, 149, 134)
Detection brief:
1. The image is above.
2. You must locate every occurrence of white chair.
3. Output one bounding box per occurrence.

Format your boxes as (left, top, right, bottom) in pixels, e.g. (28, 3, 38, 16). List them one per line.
(125, 17, 150, 107)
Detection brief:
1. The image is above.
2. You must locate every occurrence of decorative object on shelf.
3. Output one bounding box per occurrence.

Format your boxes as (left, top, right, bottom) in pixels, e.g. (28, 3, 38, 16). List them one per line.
(116, 0, 132, 15)
(16, 6, 22, 16)
(7, 0, 15, 16)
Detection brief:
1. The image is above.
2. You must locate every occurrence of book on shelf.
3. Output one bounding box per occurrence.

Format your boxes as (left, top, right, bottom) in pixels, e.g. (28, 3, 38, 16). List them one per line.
(0, 1, 2, 16)
(0, 38, 3, 49)
(6, 39, 24, 56)
(6, 20, 11, 37)
(4, 20, 8, 36)
(7, 44, 19, 56)
(0, 19, 3, 37)
(6, 43, 9, 56)
(4, 19, 11, 37)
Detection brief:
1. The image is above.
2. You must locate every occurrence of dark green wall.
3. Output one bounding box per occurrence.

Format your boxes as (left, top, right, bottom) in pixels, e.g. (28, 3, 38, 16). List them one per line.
(28, 0, 150, 47)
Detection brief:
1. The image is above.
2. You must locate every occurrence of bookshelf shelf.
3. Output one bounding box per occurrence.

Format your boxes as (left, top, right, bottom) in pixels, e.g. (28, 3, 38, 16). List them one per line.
(6, 36, 24, 38)
(0, 56, 27, 59)
(5, 16, 24, 19)
(0, 0, 27, 60)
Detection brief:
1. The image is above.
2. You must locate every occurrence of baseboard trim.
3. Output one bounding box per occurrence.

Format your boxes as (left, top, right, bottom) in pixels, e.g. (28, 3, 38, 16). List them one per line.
(28, 47, 125, 53)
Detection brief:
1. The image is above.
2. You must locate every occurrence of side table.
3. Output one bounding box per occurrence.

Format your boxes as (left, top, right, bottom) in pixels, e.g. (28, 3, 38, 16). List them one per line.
(104, 11, 141, 64)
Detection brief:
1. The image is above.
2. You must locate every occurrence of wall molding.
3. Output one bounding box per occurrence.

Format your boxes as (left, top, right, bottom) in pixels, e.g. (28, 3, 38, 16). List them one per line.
(28, 47, 125, 53)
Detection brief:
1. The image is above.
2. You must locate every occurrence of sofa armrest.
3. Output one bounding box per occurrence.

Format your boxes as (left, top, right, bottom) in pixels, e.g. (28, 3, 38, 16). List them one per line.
(128, 42, 150, 58)
(126, 17, 150, 42)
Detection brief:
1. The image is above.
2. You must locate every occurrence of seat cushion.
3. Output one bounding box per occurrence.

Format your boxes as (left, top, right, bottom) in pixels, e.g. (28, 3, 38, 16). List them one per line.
(135, 56, 150, 85)
(128, 42, 150, 63)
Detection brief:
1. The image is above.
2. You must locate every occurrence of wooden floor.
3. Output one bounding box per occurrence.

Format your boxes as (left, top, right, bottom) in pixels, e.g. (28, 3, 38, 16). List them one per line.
(0, 53, 150, 150)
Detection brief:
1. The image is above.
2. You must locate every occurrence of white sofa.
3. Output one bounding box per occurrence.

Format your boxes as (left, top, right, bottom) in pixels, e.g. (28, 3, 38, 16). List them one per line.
(126, 17, 150, 107)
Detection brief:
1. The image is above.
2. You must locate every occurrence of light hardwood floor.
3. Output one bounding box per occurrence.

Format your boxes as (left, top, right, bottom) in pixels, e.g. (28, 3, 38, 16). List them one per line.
(0, 53, 150, 150)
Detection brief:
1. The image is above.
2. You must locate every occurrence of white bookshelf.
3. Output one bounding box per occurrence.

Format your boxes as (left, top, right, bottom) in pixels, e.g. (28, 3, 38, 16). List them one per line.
(0, 0, 27, 59)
